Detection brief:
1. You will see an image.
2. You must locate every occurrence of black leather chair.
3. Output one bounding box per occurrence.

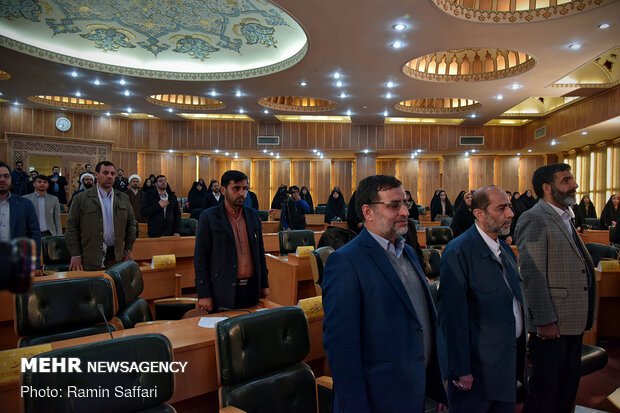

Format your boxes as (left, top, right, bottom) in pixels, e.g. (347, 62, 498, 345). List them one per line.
(422, 248, 441, 280)
(425, 226, 453, 249)
(315, 204, 327, 215)
(23, 334, 175, 413)
(440, 217, 453, 228)
(309, 246, 334, 295)
(585, 243, 618, 267)
(256, 210, 269, 221)
(15, 277, 117, 347)
(279, 230, 316, 255)
(215, 307, 330, 413)
(584, 217, 601, 230)
(41, 235, 71, 273)
(154, 297, 198, 320)
(179, 217, 198, 236)
(317, 226, 357, 250)
(105, 261, 153, 328)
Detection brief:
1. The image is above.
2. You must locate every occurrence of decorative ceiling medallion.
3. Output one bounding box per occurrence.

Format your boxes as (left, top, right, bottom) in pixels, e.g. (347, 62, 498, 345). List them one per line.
(403, 48, 535, 82)
(431, 0, 612, 23)
(147, 94, 225, 110)
(258, 96, 337, 112)
(553, 47, 619, 88)
(28, 95, 110, 110)
(0, 0, 308, 81)
(501, 96, 582, 117)
(395, 97, 480, 114)
(0, 69, 11, 80)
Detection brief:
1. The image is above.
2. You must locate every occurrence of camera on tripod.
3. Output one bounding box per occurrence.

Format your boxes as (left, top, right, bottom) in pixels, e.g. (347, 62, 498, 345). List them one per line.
(0, 237, 35, 293)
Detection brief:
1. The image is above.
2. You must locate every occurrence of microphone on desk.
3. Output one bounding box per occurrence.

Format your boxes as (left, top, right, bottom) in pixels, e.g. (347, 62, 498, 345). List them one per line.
(98, 304, 115, 340)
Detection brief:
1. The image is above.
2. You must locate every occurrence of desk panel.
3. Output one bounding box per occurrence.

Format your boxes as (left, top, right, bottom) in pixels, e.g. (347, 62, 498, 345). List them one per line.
(133, 237, 195, 288)
(580, 230, 610, 245)
(265, 254, 317, 306)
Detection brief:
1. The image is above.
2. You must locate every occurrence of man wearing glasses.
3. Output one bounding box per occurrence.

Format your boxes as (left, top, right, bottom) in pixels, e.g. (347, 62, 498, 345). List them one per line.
(322, 175, 447, 412)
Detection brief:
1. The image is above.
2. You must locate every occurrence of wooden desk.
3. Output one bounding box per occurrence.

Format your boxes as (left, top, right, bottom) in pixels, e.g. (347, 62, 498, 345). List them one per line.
(420, 221, 442, 227)
(597, 268, 620, 338)
(329, 221, 348, 229)
(307, 223, 328, 231)
(137, 222, 148, 238)
(181, 212, 190, 219)
(580, 230, 610, 245)
(262, 231, 324, 255)
(133, 237, 195, 289)
(261, 221, 280, 233)
(265, 254, 317, 306)
(268, 209, 281, 221)
(417, 231, 426, 248)
(60, 214, 68, 229)
(306, 214, 325, 225)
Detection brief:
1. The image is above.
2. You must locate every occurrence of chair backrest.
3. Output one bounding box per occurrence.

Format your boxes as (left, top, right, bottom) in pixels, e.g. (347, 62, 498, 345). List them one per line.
(317, 226, 357, 250)
(23, 334, 175, 413)
(585, 243, 618, 267)
(256, 210, 269, 221)
(309, 246, 334, 295)
(215, 307, 317, 413)
(425, 226, 453, 249)
(584, 217, 601, 230)
(279, 230, 316, 255)
(315, 204, 327, 215)
(440, 217, 453, 228)
(422, 248, 441, 279)
(179, 218, 198, 236)
(15, 277, 116, 346)
(105, 261, 152, 328)
(41, 235, 71, 265)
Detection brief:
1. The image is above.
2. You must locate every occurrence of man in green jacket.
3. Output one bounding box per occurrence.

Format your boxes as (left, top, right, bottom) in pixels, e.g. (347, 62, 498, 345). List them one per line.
(66, 161, 136, 271)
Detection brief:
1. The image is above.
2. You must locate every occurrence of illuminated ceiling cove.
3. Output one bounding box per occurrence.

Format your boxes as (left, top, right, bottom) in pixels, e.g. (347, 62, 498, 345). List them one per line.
(0, 0, 308, 80)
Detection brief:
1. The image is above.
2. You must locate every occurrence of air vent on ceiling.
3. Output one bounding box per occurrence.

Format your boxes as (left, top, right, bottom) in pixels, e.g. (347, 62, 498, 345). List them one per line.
(459, 136, 484, 145)
(257, 135, 279, 145)
(535, 126, 547, 140)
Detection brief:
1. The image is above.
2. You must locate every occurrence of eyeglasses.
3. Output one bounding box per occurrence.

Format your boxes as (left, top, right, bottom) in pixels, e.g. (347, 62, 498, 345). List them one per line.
(368, 200, 413, 210)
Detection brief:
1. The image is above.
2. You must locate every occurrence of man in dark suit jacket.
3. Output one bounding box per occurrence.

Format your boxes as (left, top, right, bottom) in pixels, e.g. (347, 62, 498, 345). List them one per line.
(516, 163, 596, 413)
(322, 175, 447, 413)
(0, 161, 42, 275)
(140, 175, 181, 237)
(202, 179, 224, 210)
(438, 186, 525, 412)
(194, 170, 269, 312)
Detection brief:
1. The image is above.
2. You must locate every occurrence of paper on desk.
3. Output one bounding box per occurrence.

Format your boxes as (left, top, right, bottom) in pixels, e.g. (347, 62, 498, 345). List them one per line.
(198, 317, 227, 328)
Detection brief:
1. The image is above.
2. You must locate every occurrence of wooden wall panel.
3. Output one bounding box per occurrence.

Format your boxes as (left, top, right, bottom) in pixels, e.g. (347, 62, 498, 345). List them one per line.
(161, 154, 184, 196)
(311, 160, 331, 205)
(271, 160, 291, 203)
(182, 155, 198, 197)
(251, 160, 270, 210)
(355, 155, 376, 185)
(332, 160, 354, 199)
(518, 156, 546, 193)
(377, 159, 397, 177)
(418, 160, 440, 208)
(198, 156, 217, 184)
(495, 156, 520, 193)
(138, 153, 162, 184)
(442, 157, 470, 202)
(396, 159, 419, 203)
(231, 159, 252, 177)
(110, 151, 138, 177)
(292, 160, 311, 188)
(469, 157, 495, 191)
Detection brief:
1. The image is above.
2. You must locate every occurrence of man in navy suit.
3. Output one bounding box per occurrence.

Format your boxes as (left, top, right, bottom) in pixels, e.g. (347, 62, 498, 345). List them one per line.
(194, 170, 269, 312)
(438, 186, 525, 412)
(322, 174, 447, 412)
(0, 161, 41, 276)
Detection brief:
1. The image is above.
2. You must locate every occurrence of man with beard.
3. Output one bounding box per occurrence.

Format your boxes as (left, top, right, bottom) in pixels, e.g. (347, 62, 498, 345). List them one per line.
(10, 161, 29, 195)
(113, 168, 129, 192)
(438, 186, 525, 412)
(26, 170, 38, 194)
(194, 170, 269, 312)
(322, 175, 447, 412)
(516, 163, 596, 413)
(68, 173, 94, 210)
(126, 174, 145, 223)
(140, 175, 181, 237)
(202, 179, 224, 210)
(47, 166, 68, 207)
(24, 175, 62, 237)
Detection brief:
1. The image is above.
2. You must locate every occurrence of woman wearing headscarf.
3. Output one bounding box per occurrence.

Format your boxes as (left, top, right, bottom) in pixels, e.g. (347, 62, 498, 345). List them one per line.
(188, 181, 206, 212)
(578, 195, 597, 219)
(429, 189, 441, 217)
(300, 186, 314, 213)
(453, 190, 467, 211)
(325, 187, 346, 223)
(600, 194, 620, 230)
(430, 190, 453, 221)
(142, 175, 156, 192)
(271, 185, 288, 210)
(405, 190, 420, 221)
(451, 191, 474, 237)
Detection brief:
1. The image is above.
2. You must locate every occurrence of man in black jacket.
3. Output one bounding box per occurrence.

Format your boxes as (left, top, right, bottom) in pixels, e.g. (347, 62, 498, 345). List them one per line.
(281, 186, 310, 230)
(194, 170, 269, 312)
(202, 179, 224, 210)
(140, 175, 181, 237)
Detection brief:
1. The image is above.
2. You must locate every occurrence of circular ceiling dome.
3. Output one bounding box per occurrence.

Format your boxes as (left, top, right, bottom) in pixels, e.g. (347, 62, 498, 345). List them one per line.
(28, 95, 110, 110)
(431, 0, 612, 23)
(0, 0, 308, 81)
(403, 48, 535, 82)
(147, 94, 225, 110)
(395, 98, 480, 114)
(258, 96, 337, 112)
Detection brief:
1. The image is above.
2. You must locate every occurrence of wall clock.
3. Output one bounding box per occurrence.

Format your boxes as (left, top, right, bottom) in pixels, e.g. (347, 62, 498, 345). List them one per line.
(55, 117, 71, 132)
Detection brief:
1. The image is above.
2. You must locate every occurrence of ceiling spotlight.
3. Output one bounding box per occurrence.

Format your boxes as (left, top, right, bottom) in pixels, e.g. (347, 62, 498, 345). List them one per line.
(264, 109, 269, 114)
(470, 113, 476, 118)
(70, 71, 78, 78)
(336, 80, 343, 87)
(234, 154, 238, 159)
(411, 154, 415, 159)
(496, 94, 503, 100)
(276, 154, 280, 159)
(385, 92, 392, 99)
(119, 79, 127, 86)
(363, 149, 369, 154)
(320, 155, 324, 159)
(127, 107, 133, 113)
(391, 40, 404, 49)
(471, 149, 477, 153)
(581, 131, 588, 135)
(346, 109, 352, 116)
(75, 91, 81, 97)
(263, 149, 268, 153)
(568, 43, 582, 50)
(598, 23, 610, 29)
(464, 151, 469, 156)
(239, 108, 245, 113)
(124, 90, 130, 96)
(225, 152, 229, 156)
(270, 152, 274, 156)
(312, 149, 317, 153)
(386, 81, 394, 88)
(105, 112, 111, 116)
(339, 92, 347, 98)
(167, 108, 173, 113)
(517, 153, 521, 156)
(550, 139, 557, 146)
(235, 91, 242, 97)
(168, 149, 174, 153)
(93, 79, 101, 86)
(13, 101, 19, 105)
(214, 149, 220, 153)
(509, 83, 522, 90)
(300, 81, 307, 86)
(210, 91, 217, 97)
(383, 110, 389, 117)
(332, 72, 341, 79)
(393, 23, 407, 31)
(527, 149, 532, 153)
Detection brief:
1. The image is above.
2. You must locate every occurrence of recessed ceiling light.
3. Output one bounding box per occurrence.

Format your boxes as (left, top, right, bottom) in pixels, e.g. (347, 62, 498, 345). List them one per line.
(320, 155, 324, 159)
(300, 81, 307, 86)
(93, 80, 101, 86)
(312, 149, 317, 153)
(471, 149, 476, 153)
(517, 153, 521, 156)
(598, 23, 610, 29)
(509, 83, 521, 90)
(383, 110, 389, 117)
(385, 92, 392, 99)
(225, 152, 229, 156)
(550, 139, 557, 146)
(239, 108, 245, 113)
(235, 91, 242, 97)
(391, 40, 404, 49)
(527, 149, 532, 152)
(168, 149, 174, 153)
(470, 113, 476, 118)
(70, 71, 78, 78)
(127, 107, 133, 113)
(210, 91, 217, 97)
(464, 151, 469, 156)
(167, 108, 173, 113)
(214, 149, 220, 153)
(496, 94, 503, 100)
(336, 80, 343, 87)
(411, 154, 415, 159)
(13, 101, 19, 105)
(346, 109, 352, 116)
(124, 90, 130, 96)
(332, 72, 341, 79)
(363, 149, 369, 154)
(119, 79, 127, 86)
(393, 23, 406, 31)
(568, 43, 582, 50)
(581, 131, 588, 135)
(75, 91, 81, 97)
(263, 149, 268, 153)
(276, 154, 280, 159)
(386, 81, 394, 88)
(264, 109, 269, 114)
(270, 152, 274, 156)
(339, 92, 347, 98)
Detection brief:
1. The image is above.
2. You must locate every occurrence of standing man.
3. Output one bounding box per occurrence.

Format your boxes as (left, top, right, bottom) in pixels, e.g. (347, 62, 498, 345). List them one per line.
(194, 170, 269, 313)
(26, 170, 38, 194)
(113, 168, 129, 192)
(68, 173, 94, 210)
(281, 185, 310, 230)
(10, 161, 29, 195)
(126, 174, 145, 223)
(438, 186, 525, 412)
(66, 161, 136, 271)
(48, 166, 68, 207)
(322, 175, 447, 412)
(140, 175, 181, 237)
(0, 161, 42, 276)
(202, 179, 224, 210)
(24, 175, 62, 237)
(516, 163, 596, 413)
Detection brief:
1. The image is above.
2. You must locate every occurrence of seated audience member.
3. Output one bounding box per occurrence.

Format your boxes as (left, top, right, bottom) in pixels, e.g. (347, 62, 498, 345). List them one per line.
(113, 168, 129, 192)
(188, 181, 206, 212)
(325, 187, 346, 223)
(430, 190, 453, 221)
(24, 175, 62, 237)
(140, 175, 181, 237)
(68, 173, 94, 210)
(300, 186, 314, 213)
(271, 184, 288, 209)
(430, 189, 441, 216)
(451, 191, 474, 237)
(512, 191, 520, 200)
(202, 179, 224, 210)
(126, 174, 145, 223)
(347, 191, 363, 234)
(600, 193, 619, 230)
(405, 190, 420, 221)
(453, 190, 467, 211)
(281, 186, 310, 230)
(578, 195, 597, 219)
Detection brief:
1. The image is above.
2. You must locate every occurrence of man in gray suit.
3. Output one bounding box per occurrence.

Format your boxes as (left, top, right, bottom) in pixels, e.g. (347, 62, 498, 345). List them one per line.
(516, 163, 596, 413)
(24, 174, 62, 237)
